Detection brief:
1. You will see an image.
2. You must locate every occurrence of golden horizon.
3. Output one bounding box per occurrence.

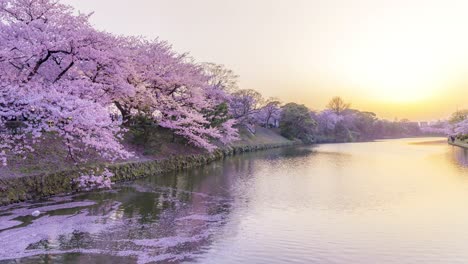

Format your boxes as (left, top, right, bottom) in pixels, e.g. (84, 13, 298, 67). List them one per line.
(63, 0, 468, 121)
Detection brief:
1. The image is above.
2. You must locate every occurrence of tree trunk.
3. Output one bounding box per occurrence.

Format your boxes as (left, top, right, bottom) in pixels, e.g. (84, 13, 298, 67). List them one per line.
(114, 101, 130, 124)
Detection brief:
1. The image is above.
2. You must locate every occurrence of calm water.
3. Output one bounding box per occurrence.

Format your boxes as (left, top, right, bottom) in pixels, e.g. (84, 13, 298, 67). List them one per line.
(1, 138, 468, 264)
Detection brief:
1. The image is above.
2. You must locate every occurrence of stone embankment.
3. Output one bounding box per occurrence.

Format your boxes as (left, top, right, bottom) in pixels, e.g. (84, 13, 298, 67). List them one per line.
(0, 142, 299, 205)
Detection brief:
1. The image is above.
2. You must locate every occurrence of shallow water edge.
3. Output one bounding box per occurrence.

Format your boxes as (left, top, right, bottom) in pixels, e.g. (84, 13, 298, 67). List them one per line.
(0, 142, 299, 206)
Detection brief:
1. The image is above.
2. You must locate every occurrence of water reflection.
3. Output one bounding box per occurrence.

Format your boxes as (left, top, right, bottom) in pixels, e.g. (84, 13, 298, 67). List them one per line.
(1, 139, 468, 264)
(451, 146, 468, 168)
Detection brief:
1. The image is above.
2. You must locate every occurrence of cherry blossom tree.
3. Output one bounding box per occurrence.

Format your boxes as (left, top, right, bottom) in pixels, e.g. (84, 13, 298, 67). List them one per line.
(0, 0, 134, 165)
(314, 110, 343, 136)
(449, 109, 468, 124)
(454, 119, 468, 137)
(202, 62, 239, 93)
(447, 110, 468, 139)
(0, 0, 244, 166)
(229, 89, 265, 134)
(421, 126, 450, 136)
(113, 38, 239, 151)
(256, 98, 282, 128)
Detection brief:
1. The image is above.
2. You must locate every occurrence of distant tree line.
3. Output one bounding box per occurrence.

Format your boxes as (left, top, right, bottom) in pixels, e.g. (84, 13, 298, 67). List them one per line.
(420, 109, 468, 140)
(279, 97, 422, 143)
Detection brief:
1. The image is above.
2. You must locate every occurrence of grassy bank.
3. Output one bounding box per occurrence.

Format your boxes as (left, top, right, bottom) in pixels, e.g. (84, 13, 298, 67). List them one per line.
(0, 127, 298, 205)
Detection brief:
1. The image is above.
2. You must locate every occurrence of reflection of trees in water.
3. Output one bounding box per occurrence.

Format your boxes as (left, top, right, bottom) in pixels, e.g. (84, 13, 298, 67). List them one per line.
(18, 179, 234, 262)
(11, 147, 316, 263)
(18, 252, 135, 264)
(452, 147, 468, 168)
(238, 146, 315, 161)
(273, 146, 316, 158)
(14, 166, 235, 262)
(86, 200, 118, 217)
(87, 167, 235, 261)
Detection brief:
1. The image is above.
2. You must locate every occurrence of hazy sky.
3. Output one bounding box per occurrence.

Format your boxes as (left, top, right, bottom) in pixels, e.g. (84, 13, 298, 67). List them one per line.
(63, 0, 468, 121)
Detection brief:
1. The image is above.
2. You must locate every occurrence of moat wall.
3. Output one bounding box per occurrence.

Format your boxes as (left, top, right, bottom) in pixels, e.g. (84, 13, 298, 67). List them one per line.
(0, 142, 299, 205)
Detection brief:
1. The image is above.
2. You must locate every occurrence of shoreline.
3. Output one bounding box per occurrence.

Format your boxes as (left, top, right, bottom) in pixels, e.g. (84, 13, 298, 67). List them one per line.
(0, 135, 450, 206)
(449, 139, 468, 149)
(0, 141, 300, 206)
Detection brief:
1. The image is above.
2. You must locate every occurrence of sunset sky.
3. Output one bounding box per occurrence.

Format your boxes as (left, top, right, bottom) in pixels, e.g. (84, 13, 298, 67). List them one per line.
(63, 0, 468, 121)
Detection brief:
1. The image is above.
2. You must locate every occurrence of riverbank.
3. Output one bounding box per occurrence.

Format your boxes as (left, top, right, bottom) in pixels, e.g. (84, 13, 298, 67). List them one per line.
(449, 139, 468, 149)
(0, 127, 299, 205)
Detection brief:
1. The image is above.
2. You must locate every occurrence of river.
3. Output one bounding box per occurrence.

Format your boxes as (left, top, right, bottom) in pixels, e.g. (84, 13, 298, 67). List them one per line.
(1, 138, 468, 263)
